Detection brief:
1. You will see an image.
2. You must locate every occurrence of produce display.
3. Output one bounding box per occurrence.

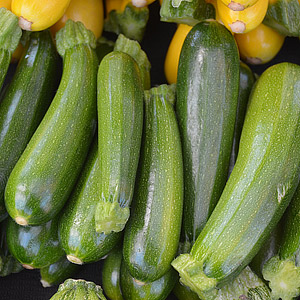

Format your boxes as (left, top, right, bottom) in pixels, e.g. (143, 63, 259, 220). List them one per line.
(0, 0, 300, 299)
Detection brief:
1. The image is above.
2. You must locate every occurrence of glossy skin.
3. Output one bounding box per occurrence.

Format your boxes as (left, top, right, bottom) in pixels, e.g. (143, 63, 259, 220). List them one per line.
(120, 260, 177, 300)
(123, 85, 183, 282)
(5, 24, 98, 226)
(0, 30, 60, 222)
(102, 247, 124, 300)
(6, 216, 64, 269)
(59, 141, 122, 264)
(176, 20, 239, 247)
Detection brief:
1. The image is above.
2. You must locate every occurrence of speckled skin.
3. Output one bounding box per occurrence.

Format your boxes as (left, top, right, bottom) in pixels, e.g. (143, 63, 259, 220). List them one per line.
(6, 216, 64, 269)
(123, 85, 183, 282)
(175, 20, 240, 247)
(172, 62, 300, 295)
(0, 30, 60, 222)
(4, 35, 98, 225)
(59, 141, 122, 263)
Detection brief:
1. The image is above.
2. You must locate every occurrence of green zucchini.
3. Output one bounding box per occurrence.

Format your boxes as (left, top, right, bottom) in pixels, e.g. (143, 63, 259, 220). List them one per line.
(120, 259, 177, 300)
(5, 20, 98, 226)
(50, 279, 107, 300)
(262, 183, 300, 299)
(228, 61, 255, 175)
(175, 20, 239, 248)
(0, 7, 22, 90)
(172, 62, 300, 299)
(40, 256, 80, 288)
(173, 282, 200, 300)
(95, 37, 114, 63)
(59, 140, 121, 265)
(0, 30, 60, 222)
(6, 216, 64, 269)
(102, 247, 124, 300)
(123, 84, 183, 282)
(95, 51, 144, 234)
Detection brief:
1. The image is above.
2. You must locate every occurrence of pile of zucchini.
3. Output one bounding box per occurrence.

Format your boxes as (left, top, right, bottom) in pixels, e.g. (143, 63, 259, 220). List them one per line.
(0, 1, 300, 300)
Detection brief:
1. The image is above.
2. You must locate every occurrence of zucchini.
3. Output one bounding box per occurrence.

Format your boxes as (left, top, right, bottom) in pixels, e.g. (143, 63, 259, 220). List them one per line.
(120, 259, 177, 300)
(95, 51, 144, 234)
(5, 20, 98, 226)
(0, 7, 22, 90)
(6, 216, 64, 269)
(0, 30, 60, 222)
(175, 20, 239, 248)
(40, 256, 80, 288)
(172, 62, 300, 299)
(50, 279, 107, 300)
(59, 140, 121, 265)
(102, 247, 124, 300)
(228, 61, 255, 175)
(173, 282, 200, 300)
(96, 36, 115, 62)
(262, 183, 300, 299)
(123, 84, 183, 282)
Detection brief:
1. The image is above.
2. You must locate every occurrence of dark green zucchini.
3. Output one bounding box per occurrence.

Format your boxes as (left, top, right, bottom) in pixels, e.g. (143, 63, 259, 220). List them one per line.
(173, 281, 200, 300)
(0, 7, 22, 90)
(102, 247, 124, 300)
(6, 216, 64, 269)
(120, 260, 177, 300)
(123, 84, 183, 282)
(0, 30, 60, 222)
(95, 37, 114, 63)
(95, 51, 144, 234)
(4, 20, 98, 226)
(59, 140, 121, 265)
(175, 20, 239, 249)
(40, 256, 80, 288)
(172, 62, 300, 298)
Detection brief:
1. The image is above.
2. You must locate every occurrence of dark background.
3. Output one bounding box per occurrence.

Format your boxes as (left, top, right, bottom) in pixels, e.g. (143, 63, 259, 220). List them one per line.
(1, 1, 300, 299)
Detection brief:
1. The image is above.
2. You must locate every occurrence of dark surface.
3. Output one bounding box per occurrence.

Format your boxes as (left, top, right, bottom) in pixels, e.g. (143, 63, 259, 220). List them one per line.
(1, 1, 300, 299)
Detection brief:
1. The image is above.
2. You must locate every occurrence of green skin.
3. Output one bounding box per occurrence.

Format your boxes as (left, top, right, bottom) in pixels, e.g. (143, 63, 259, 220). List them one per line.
(59, 140, 122, 264)
(172, 62, 300, 299)
(96, 51, 144, 234)
(175, 20, 240, 247)
(173, 282, 200, 300)
(40, 256, 80, 288)
(120, 260, 177, 300)
(50, 279, 107, 300)
(5, 40, 98, 226)
(123, 85, 183, 282)
(102, 247, 124, 300)
(6, 216, 64, 269)
(0, 30, 60, 222)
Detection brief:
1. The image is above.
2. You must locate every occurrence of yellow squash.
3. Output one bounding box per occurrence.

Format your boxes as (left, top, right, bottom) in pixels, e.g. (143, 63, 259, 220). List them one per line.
(217, 0, 268, 34)
(219, 0, 258, 11)
(11, 0, 71, 31)
(51, 0, 104, 40)
(235, 23, 285, 64)
(131, 0, 156, 7)
(164, 24, 192, 84)
(0, 0, 11, 10)
(106, 0, 123, 14)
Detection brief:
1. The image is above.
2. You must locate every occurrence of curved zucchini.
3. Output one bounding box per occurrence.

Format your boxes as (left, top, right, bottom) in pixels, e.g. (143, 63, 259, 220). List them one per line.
(123, 84, 183, 282)
(172, 62, 300, 299)
(120, 260, 177, 300)
(95, 51, 143, 234)
(6, 216, 64, 269)
(5, 20, 98, 226)
(176, 20, 239, 248)
(0, 30, 60, 222)
(40, 256, 80, 288)
(59, 140, 121, 265)
(102, 247, 124, 300)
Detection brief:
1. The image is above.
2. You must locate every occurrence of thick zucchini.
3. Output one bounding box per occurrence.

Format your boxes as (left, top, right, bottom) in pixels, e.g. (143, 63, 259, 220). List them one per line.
(172, 62, 300, 299)
(102, 247, 124, 300)
(6, 216, 64, 269)
(95, 51, 143, 234)
(175, 20, 239, 248)
(59, 140, 121, 265)
(5, 20, 98, 226)
(120, 260, 177, 300)
(40, 256, 80, 288)
(0, 30, 60, 222)
(123, 84, 183, 282)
